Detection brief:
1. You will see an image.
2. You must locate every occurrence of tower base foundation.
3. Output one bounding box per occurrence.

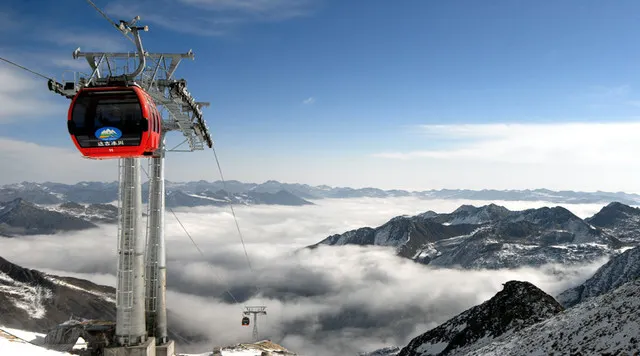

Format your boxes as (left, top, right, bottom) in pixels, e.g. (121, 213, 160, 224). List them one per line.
(156, 340, 175, 356)
(104, 337, 156, 356)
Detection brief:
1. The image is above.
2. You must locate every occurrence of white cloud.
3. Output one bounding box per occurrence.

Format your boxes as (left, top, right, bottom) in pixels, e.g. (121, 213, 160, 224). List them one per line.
(0, 137, 118, 185)
(44, 30, 130, 53)
(104, 0, 319, 36)
(49, 57, 93, 72)
(302, 97, 316, 105)
(568, 84, 640, 110)
(374, 122, 640, 163)
(372, 122, 640, 192)
(0, 67, 64, 122)
(0, 198, 611, 355)
(178, 0, 317, 21)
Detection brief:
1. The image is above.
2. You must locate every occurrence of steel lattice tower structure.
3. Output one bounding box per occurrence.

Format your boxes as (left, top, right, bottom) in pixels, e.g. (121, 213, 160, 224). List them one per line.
(49, 16, 213, 353)
(243, 306, 267, 341)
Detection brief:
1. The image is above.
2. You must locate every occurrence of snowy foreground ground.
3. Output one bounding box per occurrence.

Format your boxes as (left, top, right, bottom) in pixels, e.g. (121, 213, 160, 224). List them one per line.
(0, 326, 292, 356)
(0, 327, 72, 356)
(179, 340, 296, 356)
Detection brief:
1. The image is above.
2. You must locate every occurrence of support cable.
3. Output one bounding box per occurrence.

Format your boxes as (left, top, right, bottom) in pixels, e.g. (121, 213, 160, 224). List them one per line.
(167, 205, 243, 306)
(0, 56, 54, 81)
(140, 164, 242, 306)
(211, 146, 255, 275)
(84, 0, 136, 46)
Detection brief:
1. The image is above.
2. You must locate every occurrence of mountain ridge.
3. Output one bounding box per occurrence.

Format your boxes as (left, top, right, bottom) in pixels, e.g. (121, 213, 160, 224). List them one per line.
(0, 198, 98, 237)
(4, 180, 640, 205)
(556, 245, 640, 308)
(310, 203, 627, 269)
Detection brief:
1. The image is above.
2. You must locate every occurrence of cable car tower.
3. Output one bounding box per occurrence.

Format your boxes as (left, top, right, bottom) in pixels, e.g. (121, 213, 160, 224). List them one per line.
(48, 15, 212, 356)
(243, 306, 267, 342)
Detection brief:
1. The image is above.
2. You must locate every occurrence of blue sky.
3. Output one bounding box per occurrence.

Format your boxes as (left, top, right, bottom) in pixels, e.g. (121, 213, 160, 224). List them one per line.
(3, 0, 640, 191)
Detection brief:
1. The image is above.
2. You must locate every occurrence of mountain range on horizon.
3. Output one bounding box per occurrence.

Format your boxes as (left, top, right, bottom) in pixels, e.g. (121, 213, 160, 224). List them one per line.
(4, 191, 640, 272)
(3, 180, 640, 206)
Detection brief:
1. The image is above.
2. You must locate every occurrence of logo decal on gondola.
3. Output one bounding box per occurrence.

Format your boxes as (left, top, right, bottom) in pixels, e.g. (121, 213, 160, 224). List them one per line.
(95, 127, 122, 141)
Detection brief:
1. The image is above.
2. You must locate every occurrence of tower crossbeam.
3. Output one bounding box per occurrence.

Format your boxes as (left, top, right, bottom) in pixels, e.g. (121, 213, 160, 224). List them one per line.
(48, 50, 213, 152)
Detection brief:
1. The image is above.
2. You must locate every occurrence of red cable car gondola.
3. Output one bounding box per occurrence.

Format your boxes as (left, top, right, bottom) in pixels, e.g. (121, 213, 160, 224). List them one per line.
(241, 316, 250, 326)
(66, 84, 162, 159)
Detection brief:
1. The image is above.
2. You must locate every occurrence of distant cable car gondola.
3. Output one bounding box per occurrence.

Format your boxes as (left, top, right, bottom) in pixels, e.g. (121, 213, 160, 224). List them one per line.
(66, 84, 162, 159)
(241, 316, 250, 326)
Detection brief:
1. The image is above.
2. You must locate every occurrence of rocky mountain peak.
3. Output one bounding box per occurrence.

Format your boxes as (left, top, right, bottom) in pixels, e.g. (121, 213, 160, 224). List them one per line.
(587, 201, 640, 227)
(467, 279, 640, 355)
(584, 201, 640, 244)
(519, 205, 578, 224)
(397, 281, 564, 356)
(452, 204, 477, 214)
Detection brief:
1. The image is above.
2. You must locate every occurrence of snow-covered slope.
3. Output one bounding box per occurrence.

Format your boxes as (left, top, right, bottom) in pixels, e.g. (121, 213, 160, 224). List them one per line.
(54, 202, 118, 224)
(556, 245, 640, 308)
(312, 204, 623, 269)
(0, 256, 116, 332)
(165, 189, 313, 208)
(466, 279, 640, 355)
(0, 328, 72, 355)
(179, 340, 298, 356)
(397, 281, 563, 356)
(0, 256, 203, 347)
(359, 346, 401, 356)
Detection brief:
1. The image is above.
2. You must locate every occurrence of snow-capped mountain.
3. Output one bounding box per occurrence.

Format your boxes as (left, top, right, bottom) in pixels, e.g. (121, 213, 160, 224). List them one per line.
(165, 189, 313, 208)
(0, 189, 311, 237)
(55, 202, 118, 224)
(0, 198, 98, 237)
(465, 279, 640, 355)
(585, 201, 640, 244)
(0, 181, 313, 208)
(0, 182, 120, 205)
(397, 281, 564, 356)
(4, 180, 640, 205)
(413, 188, 640, 205)
(556, 245, 640, 308)
(426, 204, 511, 225)
(311, 204, 623, 269)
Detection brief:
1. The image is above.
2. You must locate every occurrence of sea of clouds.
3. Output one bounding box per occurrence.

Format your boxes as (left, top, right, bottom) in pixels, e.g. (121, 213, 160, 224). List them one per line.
(0, 197, 612, 355)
